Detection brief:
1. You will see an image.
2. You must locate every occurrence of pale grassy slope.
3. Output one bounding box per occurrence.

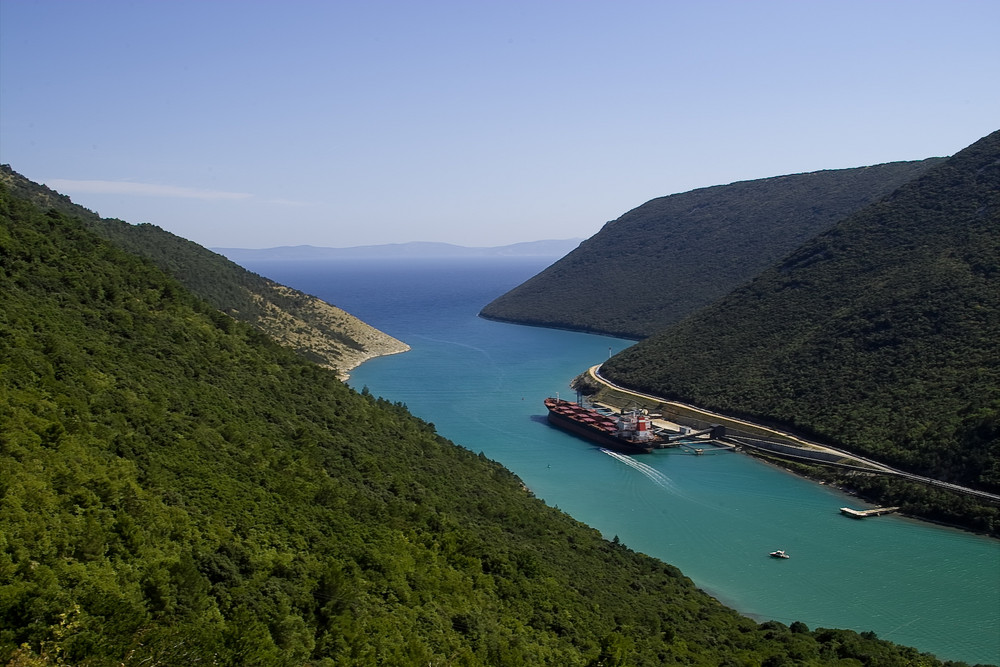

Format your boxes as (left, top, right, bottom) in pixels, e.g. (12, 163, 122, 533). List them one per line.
(0, 165, 409, 378)
(251, 282, 409, 379)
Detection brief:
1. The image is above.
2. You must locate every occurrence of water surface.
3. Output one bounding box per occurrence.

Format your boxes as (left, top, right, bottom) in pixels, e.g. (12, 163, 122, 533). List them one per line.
(247, 257, 1000, 665)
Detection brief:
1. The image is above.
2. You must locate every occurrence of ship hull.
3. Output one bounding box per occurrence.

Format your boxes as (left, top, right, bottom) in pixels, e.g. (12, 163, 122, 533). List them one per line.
(545, 399, 655, 454)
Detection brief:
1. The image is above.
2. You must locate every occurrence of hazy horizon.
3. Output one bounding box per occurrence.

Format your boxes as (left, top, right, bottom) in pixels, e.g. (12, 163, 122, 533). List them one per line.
(211, 238, 585, 265)
(212, 238, 582, 250)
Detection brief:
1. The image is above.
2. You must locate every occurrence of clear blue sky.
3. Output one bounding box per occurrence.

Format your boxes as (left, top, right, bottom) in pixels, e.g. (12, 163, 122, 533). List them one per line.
(2, 1, 998, 249)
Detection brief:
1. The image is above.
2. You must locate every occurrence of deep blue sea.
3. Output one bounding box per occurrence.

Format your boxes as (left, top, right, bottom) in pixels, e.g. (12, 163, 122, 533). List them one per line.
(243, 256, 999, 665)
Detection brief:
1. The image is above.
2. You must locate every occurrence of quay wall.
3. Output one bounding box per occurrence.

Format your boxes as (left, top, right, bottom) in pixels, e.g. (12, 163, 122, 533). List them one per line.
(729, 437, 847, 464)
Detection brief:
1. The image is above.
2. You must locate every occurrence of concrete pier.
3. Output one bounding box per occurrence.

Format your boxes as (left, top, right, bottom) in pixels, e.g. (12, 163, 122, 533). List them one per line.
(840, 506, 901, 519)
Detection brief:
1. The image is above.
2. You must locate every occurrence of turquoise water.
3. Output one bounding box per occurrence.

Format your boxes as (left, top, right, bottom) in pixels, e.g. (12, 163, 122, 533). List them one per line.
(248, 257, 1000, 665)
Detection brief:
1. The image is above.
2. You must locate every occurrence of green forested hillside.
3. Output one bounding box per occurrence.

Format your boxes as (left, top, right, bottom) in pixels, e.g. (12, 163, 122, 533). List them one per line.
(0, 191, 958, 664)
(0, 166, 409, 376)
(481, 159, 943, 338)
(603, 131, 1000, 499)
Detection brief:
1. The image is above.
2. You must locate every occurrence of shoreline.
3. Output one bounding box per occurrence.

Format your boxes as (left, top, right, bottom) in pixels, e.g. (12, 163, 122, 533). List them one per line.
(579, 364, 1000, 538)
(335, 343, 410, 381)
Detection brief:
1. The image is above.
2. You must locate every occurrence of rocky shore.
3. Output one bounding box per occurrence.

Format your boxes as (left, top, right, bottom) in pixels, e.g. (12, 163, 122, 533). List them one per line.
(250, 281, 410, 380)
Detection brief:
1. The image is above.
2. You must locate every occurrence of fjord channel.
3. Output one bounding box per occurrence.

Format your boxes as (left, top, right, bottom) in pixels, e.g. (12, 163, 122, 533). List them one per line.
(243, 256, 1000, 665)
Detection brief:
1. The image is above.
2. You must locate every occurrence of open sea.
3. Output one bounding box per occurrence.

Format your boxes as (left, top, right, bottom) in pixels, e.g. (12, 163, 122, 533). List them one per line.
(241, 256, 999, 665)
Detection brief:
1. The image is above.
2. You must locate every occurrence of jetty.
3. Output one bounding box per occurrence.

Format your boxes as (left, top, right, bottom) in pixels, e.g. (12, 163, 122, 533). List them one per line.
(586, 364, 1000, 505)
(663, 425, 726, 442)
(839, 506, 900, 519)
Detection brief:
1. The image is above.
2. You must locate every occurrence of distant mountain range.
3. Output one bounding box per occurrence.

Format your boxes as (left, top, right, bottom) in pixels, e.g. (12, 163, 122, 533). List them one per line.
(213, 239, 583, 262)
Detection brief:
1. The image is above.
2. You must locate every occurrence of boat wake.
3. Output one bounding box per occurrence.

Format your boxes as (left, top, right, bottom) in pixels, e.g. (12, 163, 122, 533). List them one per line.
(600, 448, 673, 490)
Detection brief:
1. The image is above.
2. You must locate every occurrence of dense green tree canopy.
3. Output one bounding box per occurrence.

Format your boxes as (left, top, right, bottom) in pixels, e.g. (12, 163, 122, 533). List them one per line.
(603, 131, 1000, 498)
(0, 165, 407, 375)
(481, 159, 943, 338)
(0, 185, 962, 664)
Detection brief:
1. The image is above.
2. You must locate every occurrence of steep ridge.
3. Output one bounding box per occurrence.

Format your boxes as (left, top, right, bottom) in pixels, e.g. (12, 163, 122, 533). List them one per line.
(481, 159, 943, 338)
(0, 166, 408, 377)
(602, 131, 1000, 500)
(0, 179, 953, 664)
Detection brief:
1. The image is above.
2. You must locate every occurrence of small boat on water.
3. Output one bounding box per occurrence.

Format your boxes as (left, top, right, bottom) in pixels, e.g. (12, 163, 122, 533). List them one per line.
(769, 549, 790, 559)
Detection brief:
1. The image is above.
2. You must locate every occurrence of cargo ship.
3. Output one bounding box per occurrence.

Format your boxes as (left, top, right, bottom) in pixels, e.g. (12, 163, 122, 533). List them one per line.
(544, 397, 662, 454)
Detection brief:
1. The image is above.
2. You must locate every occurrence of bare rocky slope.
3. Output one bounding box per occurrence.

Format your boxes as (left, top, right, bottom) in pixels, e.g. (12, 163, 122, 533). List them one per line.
(249, 281, 409, 378)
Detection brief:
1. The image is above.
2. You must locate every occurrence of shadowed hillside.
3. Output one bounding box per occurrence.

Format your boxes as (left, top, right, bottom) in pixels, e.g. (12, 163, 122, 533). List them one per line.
(481, 159, 943, 338)
(602, 131, 1000, 506)
(0, 183, 960, 664)
(0, 166, 409, 377)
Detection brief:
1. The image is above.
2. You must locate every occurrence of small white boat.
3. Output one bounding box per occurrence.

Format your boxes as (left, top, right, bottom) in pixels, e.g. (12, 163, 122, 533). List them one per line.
(769, 549, 790, 559)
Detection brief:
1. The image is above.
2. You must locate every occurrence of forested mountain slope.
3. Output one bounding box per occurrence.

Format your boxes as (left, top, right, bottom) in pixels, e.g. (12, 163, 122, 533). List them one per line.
(481, 158, 943, 338)
(602, 131, 1000, 495)
(0, 166, 408, 376)
(0, 188, 956, 664)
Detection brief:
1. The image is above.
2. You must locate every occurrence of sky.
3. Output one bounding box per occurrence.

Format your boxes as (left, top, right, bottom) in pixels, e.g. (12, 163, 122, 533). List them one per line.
(2, 1, 998, 249)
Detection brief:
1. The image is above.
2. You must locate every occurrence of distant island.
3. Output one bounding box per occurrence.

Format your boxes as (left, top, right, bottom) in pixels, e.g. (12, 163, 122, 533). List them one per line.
(213, 239, 583, 262)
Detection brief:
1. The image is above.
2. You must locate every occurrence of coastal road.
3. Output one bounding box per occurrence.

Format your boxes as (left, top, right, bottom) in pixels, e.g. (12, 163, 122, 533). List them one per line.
(589, 365, 1000, 504)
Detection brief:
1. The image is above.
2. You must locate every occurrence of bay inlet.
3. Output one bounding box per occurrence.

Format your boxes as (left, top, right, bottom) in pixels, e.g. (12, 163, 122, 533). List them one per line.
(245, 256, 1000, 665)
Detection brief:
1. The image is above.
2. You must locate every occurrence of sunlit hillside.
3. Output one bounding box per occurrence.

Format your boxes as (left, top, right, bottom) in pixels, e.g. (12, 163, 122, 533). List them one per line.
(0, 166, 409, 378)
(0, 180, 956, 665)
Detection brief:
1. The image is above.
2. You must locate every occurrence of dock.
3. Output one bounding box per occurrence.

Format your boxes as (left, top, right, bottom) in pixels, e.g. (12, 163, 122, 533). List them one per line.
(839, 506, 900, 519)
